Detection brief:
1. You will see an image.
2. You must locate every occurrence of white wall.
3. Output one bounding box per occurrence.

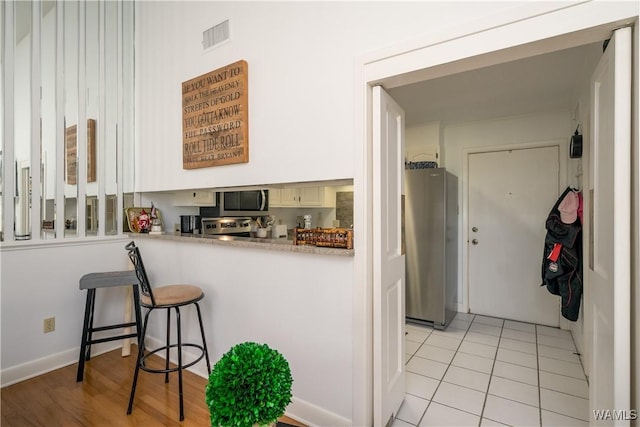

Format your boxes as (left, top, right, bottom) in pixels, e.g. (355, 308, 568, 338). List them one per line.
(0, 239, 132, 384)
(134, 1, 524, 192)
(133, 238, 354, 423)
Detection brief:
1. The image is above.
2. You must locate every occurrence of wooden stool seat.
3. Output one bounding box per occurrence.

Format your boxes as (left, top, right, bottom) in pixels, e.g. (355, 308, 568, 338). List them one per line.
(141, 284, 203, 306)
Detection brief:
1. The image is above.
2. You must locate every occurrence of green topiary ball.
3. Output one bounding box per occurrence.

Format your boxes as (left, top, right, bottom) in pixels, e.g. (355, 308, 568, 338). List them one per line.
(206, 342, 293, 427)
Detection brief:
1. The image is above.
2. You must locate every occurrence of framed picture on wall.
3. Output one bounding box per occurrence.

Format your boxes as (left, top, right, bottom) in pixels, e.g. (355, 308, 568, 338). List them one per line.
(65, 119, 96, 184)
(182, 60, 249, 169)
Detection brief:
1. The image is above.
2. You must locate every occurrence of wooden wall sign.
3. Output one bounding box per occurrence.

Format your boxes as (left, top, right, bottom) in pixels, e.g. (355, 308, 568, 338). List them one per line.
(65, 119, 96, 184)
(182, 60, 249, 169)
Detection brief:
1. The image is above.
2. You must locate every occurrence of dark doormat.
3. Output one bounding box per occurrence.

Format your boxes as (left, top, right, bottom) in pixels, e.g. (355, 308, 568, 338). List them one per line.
(276, 423, 298, 427)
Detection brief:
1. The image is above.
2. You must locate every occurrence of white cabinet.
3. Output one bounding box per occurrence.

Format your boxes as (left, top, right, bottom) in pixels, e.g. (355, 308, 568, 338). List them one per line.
(269, 188, 295, 207)
(269, 188, 282, 206)
(298, 187, 323, 206)
(406, 146, 439, 163)
(173, 190, 215, 206)
(270, 187, 335, 208)
(270, 188, 303, 207)
(281, 188, 299, 206)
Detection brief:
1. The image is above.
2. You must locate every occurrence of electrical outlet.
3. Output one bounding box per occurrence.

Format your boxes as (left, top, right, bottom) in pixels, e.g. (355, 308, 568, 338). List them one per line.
(43, 317, 55, 333)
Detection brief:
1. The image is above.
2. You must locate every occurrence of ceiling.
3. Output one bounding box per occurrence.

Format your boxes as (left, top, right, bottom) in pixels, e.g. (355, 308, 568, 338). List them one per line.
(388, 41, 605, 127)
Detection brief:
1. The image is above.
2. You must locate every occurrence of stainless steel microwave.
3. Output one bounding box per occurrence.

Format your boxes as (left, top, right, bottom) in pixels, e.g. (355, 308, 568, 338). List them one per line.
(219, 189, 270, 217)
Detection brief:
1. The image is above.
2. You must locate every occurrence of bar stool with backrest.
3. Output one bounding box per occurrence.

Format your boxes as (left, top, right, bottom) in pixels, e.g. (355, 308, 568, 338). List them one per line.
(125, 241, 211, 421)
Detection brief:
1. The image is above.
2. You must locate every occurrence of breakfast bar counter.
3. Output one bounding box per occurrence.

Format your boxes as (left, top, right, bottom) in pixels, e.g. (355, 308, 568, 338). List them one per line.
(130, 232, 355, 257)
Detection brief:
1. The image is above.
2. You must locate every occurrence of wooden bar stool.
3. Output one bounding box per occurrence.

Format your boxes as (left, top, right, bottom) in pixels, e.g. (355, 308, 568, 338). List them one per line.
(76, 270, 142, 382)
(125, 241, 211, 421)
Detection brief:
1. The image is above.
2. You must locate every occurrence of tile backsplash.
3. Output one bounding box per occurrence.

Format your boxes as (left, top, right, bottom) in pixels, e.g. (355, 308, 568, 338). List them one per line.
(336, 191, 354, 229)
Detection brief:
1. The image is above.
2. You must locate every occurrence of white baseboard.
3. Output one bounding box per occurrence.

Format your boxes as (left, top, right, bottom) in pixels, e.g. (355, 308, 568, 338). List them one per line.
(0, 341, 121, 387)
(285, 397, 352, 427)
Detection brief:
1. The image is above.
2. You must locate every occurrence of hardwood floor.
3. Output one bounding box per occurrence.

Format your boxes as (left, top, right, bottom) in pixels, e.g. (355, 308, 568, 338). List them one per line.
(1, 347, 306, 427)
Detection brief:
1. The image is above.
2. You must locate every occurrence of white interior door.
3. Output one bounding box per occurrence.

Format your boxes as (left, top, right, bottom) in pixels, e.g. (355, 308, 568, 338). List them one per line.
(588, 27, 631, 424)
(373, 85, 405, 426)
(468, 146, 561, 326)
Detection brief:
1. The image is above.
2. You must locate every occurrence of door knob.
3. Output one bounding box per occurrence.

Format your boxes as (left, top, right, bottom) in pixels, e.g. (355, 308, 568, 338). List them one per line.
(472, 239, 479, 245)
(472, 227, 478, 232)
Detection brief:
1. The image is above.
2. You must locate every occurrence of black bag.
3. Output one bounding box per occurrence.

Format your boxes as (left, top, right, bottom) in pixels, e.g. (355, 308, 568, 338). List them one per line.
(541, 187, 583, 321)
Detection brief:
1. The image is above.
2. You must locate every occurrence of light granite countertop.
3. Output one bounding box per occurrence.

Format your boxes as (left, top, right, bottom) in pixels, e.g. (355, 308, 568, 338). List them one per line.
(129, 232, 354, 257)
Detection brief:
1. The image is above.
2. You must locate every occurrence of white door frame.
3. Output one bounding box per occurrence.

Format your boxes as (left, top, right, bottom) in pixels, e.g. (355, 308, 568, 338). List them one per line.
(461, 139, 568, 319)
(354, 3, 637, 425)
(587, 27, 633, 422)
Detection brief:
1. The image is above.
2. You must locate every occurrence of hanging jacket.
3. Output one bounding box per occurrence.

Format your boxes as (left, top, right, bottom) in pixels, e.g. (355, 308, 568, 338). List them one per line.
(541, 186, 583, 321)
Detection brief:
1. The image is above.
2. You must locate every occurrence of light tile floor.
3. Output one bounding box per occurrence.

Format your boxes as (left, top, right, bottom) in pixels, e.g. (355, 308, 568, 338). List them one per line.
(394, 313, 589, 427)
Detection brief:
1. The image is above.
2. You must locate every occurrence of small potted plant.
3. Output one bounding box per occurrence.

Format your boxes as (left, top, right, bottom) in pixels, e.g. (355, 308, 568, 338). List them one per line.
(206, 342, 293, 427)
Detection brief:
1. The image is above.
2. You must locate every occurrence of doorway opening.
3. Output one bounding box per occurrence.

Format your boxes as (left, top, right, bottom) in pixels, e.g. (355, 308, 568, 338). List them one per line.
(360, 7, 636, 426)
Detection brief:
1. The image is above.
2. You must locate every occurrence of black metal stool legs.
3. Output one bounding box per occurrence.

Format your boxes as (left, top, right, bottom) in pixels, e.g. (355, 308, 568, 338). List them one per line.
(127, 308, 150, 415)
(132, 287, 143, 350)
(76, 284, 142, 383)
(76, 289, 96, 382)
(165, 308, 171, 383)
(195, 302, 211, 373)
(126, 304, 209, 421)
(176, 307, 184, 421)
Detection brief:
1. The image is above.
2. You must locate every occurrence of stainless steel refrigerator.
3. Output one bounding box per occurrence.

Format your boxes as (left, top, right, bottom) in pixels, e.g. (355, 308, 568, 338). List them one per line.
(405, 167, 458, 329)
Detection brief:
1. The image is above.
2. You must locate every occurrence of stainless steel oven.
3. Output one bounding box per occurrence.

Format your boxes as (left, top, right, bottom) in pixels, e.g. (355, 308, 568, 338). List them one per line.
(201, 217, 252, 237)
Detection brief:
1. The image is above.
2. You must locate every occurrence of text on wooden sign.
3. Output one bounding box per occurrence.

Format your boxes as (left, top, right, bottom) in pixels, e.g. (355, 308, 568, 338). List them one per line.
(182, 60, 248, 169)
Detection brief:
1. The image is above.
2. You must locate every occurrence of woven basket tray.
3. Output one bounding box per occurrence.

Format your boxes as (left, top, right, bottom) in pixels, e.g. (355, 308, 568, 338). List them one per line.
(293, 227, 353, 249)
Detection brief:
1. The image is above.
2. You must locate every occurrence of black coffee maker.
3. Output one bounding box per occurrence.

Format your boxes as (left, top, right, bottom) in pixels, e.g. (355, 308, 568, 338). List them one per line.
(180, 215, 201, 234)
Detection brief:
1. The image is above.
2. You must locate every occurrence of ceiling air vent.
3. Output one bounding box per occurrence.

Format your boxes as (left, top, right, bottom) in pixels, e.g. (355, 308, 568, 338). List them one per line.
(203, 20, 230, 50)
